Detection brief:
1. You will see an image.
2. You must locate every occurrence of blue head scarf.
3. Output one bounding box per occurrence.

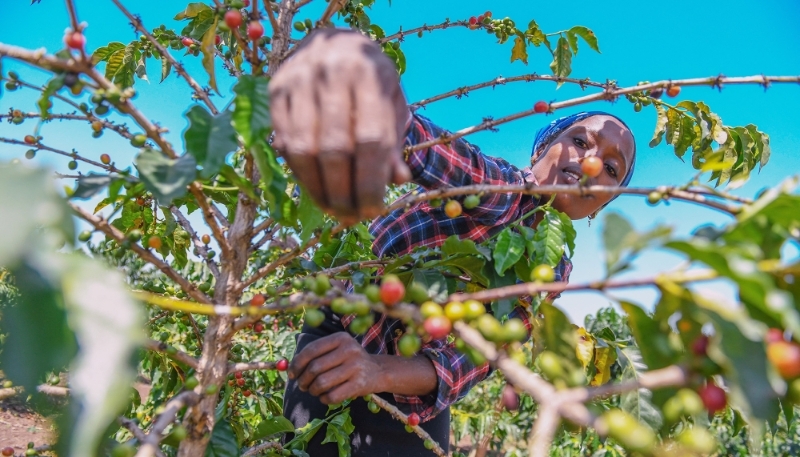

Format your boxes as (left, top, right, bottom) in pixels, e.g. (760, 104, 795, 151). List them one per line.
(531, 111, 636, 193)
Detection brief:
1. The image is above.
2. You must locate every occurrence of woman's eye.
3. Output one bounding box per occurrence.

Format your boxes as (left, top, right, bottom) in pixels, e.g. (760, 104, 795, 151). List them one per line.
(573, 138, 587, 148)
(605, 163, 618, 178)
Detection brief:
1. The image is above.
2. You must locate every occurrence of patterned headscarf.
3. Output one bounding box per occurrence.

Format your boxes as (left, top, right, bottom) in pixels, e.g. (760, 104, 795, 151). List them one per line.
(531, 111, 636, 190)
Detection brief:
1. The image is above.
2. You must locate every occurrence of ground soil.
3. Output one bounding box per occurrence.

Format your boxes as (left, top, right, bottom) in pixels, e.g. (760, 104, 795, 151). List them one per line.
(0, 397, 56, 455)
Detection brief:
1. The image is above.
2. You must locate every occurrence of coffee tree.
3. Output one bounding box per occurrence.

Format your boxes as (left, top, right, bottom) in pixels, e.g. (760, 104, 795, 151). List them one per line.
(1, 1, 799, 456)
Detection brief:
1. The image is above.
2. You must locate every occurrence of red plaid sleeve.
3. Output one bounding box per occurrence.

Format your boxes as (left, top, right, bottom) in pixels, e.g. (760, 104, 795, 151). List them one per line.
(404, 114, 529, 225)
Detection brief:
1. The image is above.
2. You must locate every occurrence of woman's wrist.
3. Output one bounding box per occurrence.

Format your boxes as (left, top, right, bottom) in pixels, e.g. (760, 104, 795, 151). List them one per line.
(371, 353, 438, 397)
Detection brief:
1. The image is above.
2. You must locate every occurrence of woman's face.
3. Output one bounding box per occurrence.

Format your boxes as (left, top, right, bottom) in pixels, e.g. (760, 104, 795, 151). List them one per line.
(531, 115, 635, 219)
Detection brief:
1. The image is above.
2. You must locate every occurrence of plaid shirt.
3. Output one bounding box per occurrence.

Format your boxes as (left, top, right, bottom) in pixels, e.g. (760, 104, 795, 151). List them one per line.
(341, 114, 572, 421)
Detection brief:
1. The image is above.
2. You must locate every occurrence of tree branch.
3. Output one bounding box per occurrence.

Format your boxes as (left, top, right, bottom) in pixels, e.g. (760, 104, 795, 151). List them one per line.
(406, 74, 800, 154)
(134, 391, 199, 457)
(385, 183, 743, 216)
(241, 441, 283, 457)
(262, 0, 280, 36)
(119, 417, 167, 457)
(450, 268, 718, 304)
(170, 206, 220, 279)
(144, 339, 200, 370)
(367, 394, 447, 457)
(1, 137, 125, 175)
(109, 0, 219, 115)
(380, 19, 485, 44)
(70, 203, 213, 304)
(227, 361, 277, 374)
(410, 73, 606, 109)
(0, 110, 134, 139)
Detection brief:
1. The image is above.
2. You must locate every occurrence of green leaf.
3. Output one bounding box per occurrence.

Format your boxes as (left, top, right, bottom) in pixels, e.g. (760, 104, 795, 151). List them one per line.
(525, 20, 547, 47)
(113, 42, 139, 88)
(0, 262, 74, 395)
(649, 104, 668, 148)
(412, 269, 448, 303)
(201, 17, 220, 94)
(493, 228, 525, 275)
(71, 173, 114, 199)
(532, 208, 566, 268)
(184, 106, 237, 178)
(160, 55, 172, 83)
(565, 31, 579, 55)
(602, 212, 633, 272)
(549, 36, 572, 83)
(620, 301, 679, 371)
(204, 419, 240, 457)
(287, 418, 325, 451)
(298, 189, 324, 244)
(568, 26, 600, 53)
(174, 2, 212, 20)
(232, 76, 271, 148)
(37, 74, 64, 119)
(510, 35, 528, 65)
(60, 257, 143, 457)
(104, 47, 127, 81)
(555, 210, 576, 258)
(617, 346, 663, 430)
(696, 300, 781, 423)
(135, 148, 197, 205)
(540, 302, 579, 363)
(442, 235, 491, 260)
(251, 141, 288, 219)
(321, 409, 355, 457)
(253, 415, 294, 441)
(92, 42, 125, 64)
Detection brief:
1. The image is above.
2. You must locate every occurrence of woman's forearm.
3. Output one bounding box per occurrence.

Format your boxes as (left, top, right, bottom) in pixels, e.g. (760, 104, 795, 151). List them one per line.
(373, 354, 438, 397)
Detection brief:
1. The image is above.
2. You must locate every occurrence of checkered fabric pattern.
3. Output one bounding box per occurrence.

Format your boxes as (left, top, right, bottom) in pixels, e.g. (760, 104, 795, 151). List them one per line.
(341, 113, 572, 421)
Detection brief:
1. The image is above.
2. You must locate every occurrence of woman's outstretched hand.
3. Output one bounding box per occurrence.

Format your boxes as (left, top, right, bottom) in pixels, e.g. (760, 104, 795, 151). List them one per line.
(269, 29, 411, 224)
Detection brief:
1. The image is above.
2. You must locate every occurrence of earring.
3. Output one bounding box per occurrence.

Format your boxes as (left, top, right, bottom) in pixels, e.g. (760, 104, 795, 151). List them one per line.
(588, 211, 599, 227)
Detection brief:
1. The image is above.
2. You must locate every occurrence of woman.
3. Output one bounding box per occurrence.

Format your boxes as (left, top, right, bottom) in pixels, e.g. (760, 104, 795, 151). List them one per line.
(281, 109, 636, 456)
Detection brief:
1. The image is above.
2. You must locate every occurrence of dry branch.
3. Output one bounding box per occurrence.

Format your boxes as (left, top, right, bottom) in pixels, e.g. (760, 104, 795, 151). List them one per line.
(70, 203, 213, 304)
(406, 75, 800, 154)
(134, 391, 199, 457)
(110, 0, 219, 115)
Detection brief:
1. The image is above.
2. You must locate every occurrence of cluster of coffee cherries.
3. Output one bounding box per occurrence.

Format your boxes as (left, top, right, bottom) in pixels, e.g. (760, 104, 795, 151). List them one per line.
(427, 194, 482, 219)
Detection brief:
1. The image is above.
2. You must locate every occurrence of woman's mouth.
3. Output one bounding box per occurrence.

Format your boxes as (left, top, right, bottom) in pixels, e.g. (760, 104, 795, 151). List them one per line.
(561, 166, 582, 184)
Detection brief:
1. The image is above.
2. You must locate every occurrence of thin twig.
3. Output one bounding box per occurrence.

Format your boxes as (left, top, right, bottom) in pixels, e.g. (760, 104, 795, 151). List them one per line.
(134, 391, 199, 457)
(262, 0, 280, 35)
(144, 339, 200, 370)
(1, 137, 124, 174)
(171, 206, 221, 279)
(119, 417, 167, 457)
(386, 183, 743, 216)
(406, 75, 800, 154)
(368, 394, 447, 457)
(410, 73, 606, 109)
(110, 0, 219, 115)
(241, 441, 283, 457)
(64, 0, 89, 62)
(451, 268, 718, 304)
(227, 360, 277, 374)
(70, 203, 213, 304)
(380, 19, 481, 44)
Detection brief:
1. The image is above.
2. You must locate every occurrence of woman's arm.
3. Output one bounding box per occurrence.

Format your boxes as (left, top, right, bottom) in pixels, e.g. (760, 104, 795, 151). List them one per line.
(287, 332, 437, 405)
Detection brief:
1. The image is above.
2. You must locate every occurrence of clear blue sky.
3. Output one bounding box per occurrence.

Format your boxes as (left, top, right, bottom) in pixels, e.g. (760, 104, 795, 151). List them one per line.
(1, 1, 799, 322)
